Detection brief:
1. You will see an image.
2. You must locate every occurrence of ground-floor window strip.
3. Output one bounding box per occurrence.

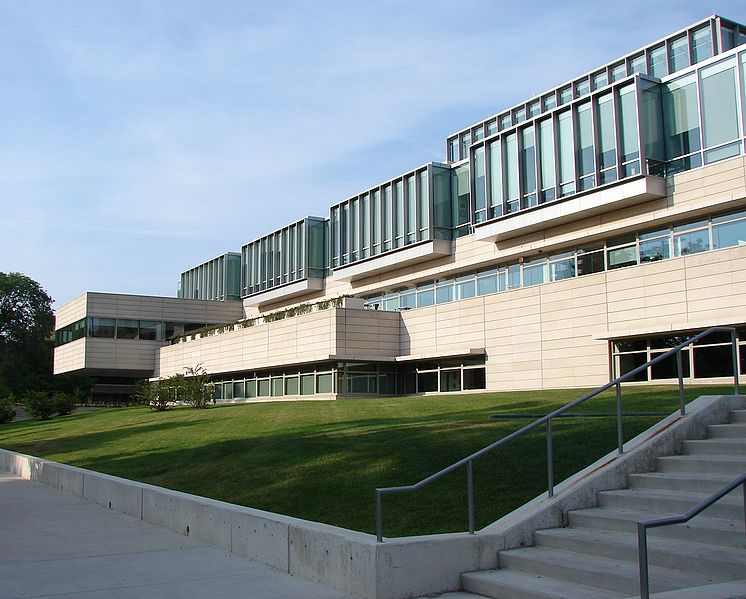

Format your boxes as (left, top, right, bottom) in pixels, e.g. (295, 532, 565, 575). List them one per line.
(211, 358, 487, 400)
(363, 207, 746, 312)
(611, 329, 746, 381)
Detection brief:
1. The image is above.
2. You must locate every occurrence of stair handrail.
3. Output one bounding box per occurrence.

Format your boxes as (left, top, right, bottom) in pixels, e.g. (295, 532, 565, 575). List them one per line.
(637, 471, 746, 599)
(375, 326, 741, 542)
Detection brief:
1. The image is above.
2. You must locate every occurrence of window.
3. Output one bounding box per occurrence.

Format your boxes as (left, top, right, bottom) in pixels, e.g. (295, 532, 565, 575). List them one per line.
(700, 58, 742, 164)
(592, 70, 608, 90)
(116, 319, 138, 340)
(628, 53, 646, 74)
(473, 146, 487, 222)
(673, 220, 710, 256)
(504, 133, 519, 213)
(662, 73, 701, 166)
(520, 126, 537, 208)
(692, 25, 713, 63)
(669, 35, 690, 71)
(606, 235, 637, 270)
(488, 139, 503, 218)
(648, 45, 668, 78)
(712, 210, 746, 249)
(597, 94, 617, 183)
(639, 228, 671, 262)
(557, 111, 575, 196)
(539, 119, 556, 202)
(522, 257, 546, 286)
(575, 102, 595, 190)
(610, 62, 626, 82)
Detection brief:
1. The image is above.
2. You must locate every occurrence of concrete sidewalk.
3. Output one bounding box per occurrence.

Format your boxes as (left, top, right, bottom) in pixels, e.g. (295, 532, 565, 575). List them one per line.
(0, 472, 359, 599)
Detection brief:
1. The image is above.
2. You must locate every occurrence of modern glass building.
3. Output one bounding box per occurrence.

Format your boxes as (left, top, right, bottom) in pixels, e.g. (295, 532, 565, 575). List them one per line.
(55, 15, 746, 402)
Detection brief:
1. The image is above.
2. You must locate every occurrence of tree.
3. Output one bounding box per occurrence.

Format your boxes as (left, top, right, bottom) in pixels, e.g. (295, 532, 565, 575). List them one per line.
(0, 273, 54, 395)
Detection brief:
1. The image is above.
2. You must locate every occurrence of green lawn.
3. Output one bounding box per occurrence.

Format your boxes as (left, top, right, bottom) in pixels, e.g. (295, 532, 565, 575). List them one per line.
(0, 385, 733, 537)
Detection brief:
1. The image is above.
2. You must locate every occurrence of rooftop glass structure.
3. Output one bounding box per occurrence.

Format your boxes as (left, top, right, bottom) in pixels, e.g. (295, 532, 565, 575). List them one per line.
(179, 252, 241, 301)
(178, 15, 746, 308)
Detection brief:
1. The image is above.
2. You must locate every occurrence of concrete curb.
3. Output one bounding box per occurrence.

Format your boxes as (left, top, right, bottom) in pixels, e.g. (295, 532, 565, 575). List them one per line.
(2, 394, 743, 599)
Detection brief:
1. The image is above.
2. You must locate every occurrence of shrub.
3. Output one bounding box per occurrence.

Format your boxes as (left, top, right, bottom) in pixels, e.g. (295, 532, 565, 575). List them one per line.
(181, 365, 212, 409)
(52, 391, 76, 416)
(23, 390, 55, 421)
(0, 395, 16, 423)
(135, 380, 174, 412)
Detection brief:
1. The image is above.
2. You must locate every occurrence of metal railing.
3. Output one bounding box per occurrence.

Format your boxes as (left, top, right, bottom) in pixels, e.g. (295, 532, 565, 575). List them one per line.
(374, 326, 741, 542)
(637, 472, 746, 599)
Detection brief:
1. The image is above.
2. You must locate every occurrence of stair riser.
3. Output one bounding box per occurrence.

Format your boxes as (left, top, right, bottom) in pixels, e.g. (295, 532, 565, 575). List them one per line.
(497, 552, 683, 595)
(568, 512, 746, 549)
(628, 476, 742, 495)
(683, 440, 746, 455)
(461, 577, 539, 599)
(534, 533, 746, 579)
(729, 411, 746, 423)
(597, 493, 742, 520)
(657, 457, 745, 475)
(706, 424, 746, 438)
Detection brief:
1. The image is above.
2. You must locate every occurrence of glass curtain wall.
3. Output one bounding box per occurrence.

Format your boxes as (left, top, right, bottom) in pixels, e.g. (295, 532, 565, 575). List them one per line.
(241, 217, 328, 297)
(661, 51, 744, 173)
(472, 79, 643, 224)
(330, 165, 435, 269)
(179, 253, 241, 301)
(446, 16, 745, 162)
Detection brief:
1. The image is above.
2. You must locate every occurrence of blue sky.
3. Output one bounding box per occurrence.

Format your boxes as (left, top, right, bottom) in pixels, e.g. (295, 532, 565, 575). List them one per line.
(2, 1, 745, 307)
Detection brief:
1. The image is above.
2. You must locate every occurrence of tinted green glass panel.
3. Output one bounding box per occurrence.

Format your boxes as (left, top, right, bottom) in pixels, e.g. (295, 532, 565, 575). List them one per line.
(700, 59, 741, 152)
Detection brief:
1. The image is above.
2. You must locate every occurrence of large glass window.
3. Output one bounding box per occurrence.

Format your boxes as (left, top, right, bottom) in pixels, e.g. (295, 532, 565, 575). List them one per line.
(662, 73, 702, 167)
(504, 133, 519, 213)
(673, 220, 710, 256)
(669, 35, 690, 72)
(618, 85, 640, 177)
(520, 126, 537, 208)
(452, 165, 471, 237)
(406, 176, 417, 244)
(539, 119, 556, 203)
(557, 111, 575, 196)
(692, 25, 713, 63)
(394, 180, 404, 248)
(575, 102, 595, 190)
(488, 139, 503, 218)
(647, 44, 668, 78)
(712, 210, 746, 249)
(700, 58, 742, 164)
(473, 146, 487, 222)
(597, 94, 617, 184)
(418, 171, 429, 240)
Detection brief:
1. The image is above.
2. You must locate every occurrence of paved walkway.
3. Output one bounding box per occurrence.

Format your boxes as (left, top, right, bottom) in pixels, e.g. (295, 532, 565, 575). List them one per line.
(0, 473, 359, 599)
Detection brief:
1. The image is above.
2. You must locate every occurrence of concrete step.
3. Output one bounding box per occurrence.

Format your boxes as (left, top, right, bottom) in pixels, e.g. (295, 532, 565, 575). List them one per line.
(657, 454, 746, 475)
(730, 410, 746, 423)
(461, 568, 627, 599)
(597, 488, 744, 520)
(628, 472, 742, 495)
(534, 527, 746, 579)
(706, 423, 746, 438)
(683, 438, 746, 455)
(494, 546, 715, 595)
(645, 579, 746, 598)
(567, 506, 746, 549)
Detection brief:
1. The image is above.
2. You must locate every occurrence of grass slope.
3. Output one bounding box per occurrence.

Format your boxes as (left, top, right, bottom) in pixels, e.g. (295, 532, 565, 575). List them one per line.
(0, 385, 732, 537)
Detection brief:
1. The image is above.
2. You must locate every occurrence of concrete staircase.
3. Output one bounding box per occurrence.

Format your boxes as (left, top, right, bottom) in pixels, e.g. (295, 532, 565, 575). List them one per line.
(445, 408, 746, 599)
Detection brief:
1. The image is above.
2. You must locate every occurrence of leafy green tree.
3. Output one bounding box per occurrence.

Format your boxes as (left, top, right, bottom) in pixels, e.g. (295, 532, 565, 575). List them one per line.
(0, 273, 54, 396)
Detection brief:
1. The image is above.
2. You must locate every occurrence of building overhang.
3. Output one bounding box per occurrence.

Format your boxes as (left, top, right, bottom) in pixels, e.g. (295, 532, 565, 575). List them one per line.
(242, 278, 324, 309)
(331, 239, 452, 283)
(474, 176, 667, 244)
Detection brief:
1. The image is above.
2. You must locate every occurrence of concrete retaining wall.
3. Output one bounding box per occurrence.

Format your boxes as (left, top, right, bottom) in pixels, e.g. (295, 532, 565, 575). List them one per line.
(2, 394, 743, 599)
